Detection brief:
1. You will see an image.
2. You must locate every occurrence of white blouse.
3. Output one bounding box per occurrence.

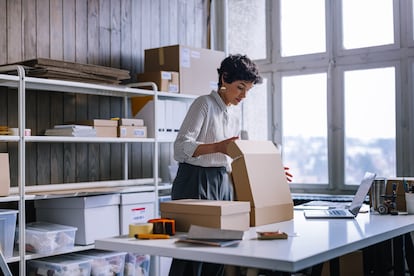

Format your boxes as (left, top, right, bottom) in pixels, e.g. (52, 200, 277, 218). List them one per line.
(174, 90, 241, 169)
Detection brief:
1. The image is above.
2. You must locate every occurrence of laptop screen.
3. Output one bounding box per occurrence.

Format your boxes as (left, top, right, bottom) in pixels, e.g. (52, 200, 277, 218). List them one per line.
(348, 172, 376, 215)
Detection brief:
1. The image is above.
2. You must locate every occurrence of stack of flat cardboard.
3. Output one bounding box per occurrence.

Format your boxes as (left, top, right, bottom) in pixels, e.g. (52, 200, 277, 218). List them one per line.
(6, 58, 130, 84)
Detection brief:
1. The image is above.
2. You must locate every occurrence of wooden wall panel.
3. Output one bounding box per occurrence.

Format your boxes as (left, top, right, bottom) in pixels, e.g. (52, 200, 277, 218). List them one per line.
(0, 0, 208, 186)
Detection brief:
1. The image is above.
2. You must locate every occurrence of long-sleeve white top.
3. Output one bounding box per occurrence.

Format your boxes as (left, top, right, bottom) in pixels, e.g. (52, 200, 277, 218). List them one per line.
(174, 90, 241, 169)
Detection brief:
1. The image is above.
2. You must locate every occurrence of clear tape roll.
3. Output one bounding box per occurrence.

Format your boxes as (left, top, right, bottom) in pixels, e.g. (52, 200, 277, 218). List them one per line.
(129, 223, 153, 237)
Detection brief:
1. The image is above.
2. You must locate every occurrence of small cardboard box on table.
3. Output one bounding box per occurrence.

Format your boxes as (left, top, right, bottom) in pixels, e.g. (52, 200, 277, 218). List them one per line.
(160, 199, 250, 232)
(227, 140, 294, 226)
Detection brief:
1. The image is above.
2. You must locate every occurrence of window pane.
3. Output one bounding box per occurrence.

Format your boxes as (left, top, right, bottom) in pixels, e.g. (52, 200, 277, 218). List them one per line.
(282, 73, 328, 183)
(342, 0, 394, 49)
(228, 0, 266, 60)
(242, 78, 268, 140)
(280, 0, 326, 57)
(344, 68, 396, 184)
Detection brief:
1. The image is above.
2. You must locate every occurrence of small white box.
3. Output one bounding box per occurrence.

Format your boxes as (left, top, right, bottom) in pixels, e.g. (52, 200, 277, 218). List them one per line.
(27, 255, 91, 276)
(17, 222, 77, 254)
(35, 194, 120, 245)
(73, 249, 127, 276)
(0, 209, 17, 258)
(119, 192, 156, 235)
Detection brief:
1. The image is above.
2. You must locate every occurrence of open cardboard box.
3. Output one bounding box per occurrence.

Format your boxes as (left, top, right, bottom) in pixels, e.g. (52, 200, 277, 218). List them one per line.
(227, 140, 294, 226)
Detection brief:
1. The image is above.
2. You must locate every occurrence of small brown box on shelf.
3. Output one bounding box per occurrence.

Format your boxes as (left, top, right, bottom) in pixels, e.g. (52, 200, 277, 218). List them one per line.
(137, 71, 179, 93)
(78, 119, 118, 137)
(118, 126, 147, 138)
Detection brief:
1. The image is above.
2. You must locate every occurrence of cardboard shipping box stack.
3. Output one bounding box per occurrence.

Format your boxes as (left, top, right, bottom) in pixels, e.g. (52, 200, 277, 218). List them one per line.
(117, 118, 147, 138)
(137, 71, 179, 93)
(144, 44, 225, 95)
(0, 153, 10, 196)
(227, 140, 294, 226)
(160, 199, 251, 232)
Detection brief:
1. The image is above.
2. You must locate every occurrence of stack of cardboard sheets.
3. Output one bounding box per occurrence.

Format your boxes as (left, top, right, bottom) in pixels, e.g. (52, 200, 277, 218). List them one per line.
(5, 58, 130, 84)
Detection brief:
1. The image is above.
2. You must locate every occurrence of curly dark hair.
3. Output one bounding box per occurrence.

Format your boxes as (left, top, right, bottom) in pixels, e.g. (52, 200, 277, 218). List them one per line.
(217, 54, 263, 87)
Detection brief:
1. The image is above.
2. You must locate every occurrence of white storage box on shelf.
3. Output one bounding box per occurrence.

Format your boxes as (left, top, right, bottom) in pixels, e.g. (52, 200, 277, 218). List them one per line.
(72, 249, 127, 276)
(27, 254, 92, 276)
(16, 222, 77, 254)
(0, 209, 18, 258)
(119, 192, 156, 235)
(124, 253, 150, 276)
(34, 194, 120, 245)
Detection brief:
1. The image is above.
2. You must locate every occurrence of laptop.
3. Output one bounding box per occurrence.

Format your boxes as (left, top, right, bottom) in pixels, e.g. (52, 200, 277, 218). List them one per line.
(304, 172, 376, 219)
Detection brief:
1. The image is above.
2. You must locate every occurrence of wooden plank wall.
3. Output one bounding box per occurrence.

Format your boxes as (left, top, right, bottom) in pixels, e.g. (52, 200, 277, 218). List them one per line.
(0, 0, 207, 186)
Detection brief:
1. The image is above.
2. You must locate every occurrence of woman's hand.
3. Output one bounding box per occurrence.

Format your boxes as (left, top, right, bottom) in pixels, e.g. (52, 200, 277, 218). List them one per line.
(284, 167, 293, 182)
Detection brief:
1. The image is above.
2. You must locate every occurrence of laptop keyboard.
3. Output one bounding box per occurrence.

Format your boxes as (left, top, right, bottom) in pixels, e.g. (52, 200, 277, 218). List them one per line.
(328, 209, 348, 216)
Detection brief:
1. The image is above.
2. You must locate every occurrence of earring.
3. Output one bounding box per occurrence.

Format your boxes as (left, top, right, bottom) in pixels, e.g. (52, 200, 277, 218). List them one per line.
(220, 86, 226, 91)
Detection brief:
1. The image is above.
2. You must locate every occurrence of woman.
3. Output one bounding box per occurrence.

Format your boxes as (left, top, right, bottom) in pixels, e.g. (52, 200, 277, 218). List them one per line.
(169, 54, 262, 276)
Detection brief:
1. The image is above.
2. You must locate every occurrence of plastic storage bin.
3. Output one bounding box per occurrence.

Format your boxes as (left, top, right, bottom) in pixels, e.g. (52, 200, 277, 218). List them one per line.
(0, 209, 18, 258)
(17, 221, 77, 254)
(27, 254, 91, 276)
(73, 249, 127, 276)
(124, 253, 150, 276)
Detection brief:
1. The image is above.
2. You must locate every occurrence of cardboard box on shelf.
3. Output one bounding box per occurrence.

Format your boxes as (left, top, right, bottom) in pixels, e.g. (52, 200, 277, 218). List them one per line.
(160, 199, 250, 232)
(137, 71, 179, 93)
(144, 44, 225, 95)
(34, 194, 120, 245)
(227, 140, 294, 226)
(118, 118, 144, 126)
(78, 119, 118, 137)
(0, 153, 10, 196)
(118, 125, 147, 138)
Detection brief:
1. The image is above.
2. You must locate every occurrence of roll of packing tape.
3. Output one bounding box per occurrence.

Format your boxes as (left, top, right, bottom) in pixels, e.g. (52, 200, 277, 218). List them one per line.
(129, 223, 153, 238)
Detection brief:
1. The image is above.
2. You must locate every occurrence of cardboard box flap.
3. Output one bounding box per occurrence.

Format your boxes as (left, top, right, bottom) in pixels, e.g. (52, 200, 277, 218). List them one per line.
(227, 140, 280, 159)
(228, 140, 293, 209)
(160, 199, 250, 216)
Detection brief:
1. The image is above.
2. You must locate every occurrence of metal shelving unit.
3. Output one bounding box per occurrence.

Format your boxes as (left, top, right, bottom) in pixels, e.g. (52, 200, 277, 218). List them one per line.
(0, 65, 194, 275)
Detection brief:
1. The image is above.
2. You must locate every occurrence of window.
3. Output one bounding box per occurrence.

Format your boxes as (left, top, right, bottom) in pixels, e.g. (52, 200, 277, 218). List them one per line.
(225, 0, 411, 193)
(280, 0, 326, 56)
(342, 0, 394, 49)
(344, 67, 396, 184)
(281, 73, 328, 183)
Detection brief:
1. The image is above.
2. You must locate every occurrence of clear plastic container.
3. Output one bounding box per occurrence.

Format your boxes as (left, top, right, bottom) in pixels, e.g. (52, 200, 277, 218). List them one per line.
(124, 253, 150, 276)
(73, 249, 127, 276)
(27, 254, 91, 276)
(17, 221, 77, 254)
(0, 209, 18, 258)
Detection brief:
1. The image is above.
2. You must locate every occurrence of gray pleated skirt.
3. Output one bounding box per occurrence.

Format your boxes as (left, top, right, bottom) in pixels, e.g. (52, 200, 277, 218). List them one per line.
(171, 162, 234, 201)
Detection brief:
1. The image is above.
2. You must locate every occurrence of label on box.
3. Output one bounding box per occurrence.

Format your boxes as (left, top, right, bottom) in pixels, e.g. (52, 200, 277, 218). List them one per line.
(168, 84, 179, 93)
(161, 71, 172, 80)
(180, 47, 191, 68)
(133, 128, 146, 137)
(130, 207, 147, 223)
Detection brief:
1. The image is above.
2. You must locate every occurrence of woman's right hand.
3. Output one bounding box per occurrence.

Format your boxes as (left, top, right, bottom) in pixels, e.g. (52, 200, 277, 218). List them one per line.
(217, 136, 239, 154)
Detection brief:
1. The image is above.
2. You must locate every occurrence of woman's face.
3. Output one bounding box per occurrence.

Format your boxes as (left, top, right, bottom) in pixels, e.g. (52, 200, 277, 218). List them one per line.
(221, 80, 254, 106)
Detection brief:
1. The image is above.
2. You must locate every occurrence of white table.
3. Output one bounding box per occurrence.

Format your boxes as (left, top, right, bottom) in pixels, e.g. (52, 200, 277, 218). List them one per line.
(95, 210, 414, 273)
